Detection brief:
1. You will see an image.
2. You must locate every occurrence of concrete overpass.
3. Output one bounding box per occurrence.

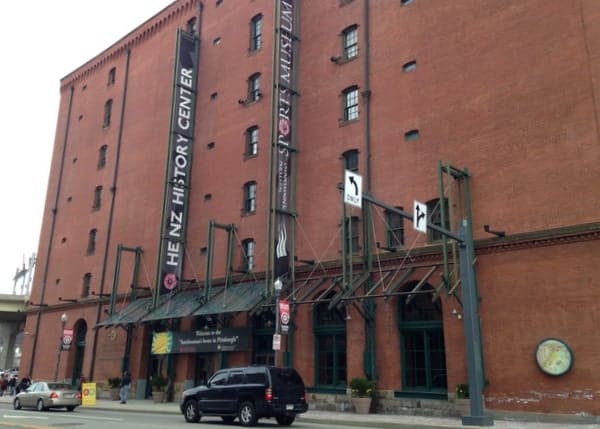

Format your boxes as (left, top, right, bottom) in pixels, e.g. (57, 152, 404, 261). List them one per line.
(0, 294, 27, 371)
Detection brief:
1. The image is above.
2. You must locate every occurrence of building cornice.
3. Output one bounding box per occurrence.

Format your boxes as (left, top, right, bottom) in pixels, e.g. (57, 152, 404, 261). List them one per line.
(59, 0, 198, 90)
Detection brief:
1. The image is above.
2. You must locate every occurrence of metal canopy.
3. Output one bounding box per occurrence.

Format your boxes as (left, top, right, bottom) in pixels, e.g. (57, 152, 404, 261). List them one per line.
(192, 282, 265, 316)
(141, 289, 206, 322)
(95, 296, 154, 328)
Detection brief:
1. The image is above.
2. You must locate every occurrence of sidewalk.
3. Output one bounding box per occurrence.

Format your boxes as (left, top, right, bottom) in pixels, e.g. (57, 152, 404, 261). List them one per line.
(0, 395, 598, 429)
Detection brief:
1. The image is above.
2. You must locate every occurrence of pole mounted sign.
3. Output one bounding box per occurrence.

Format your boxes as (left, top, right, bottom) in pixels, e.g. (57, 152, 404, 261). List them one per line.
(413, 200, 427, 233)
(62, 328, 73, 351)
(344, 170, 362, 208)
(279, 299, 290, 333)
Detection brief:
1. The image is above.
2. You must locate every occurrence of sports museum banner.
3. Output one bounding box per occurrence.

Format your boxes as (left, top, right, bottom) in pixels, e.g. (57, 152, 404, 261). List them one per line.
(157, 30, 199, 296)
(274, 0, 296, 280)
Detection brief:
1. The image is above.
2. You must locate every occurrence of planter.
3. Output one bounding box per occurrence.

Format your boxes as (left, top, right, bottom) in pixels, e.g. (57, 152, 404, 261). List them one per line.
(352, 397, 372, 414)
(455, 398, 470, 416)
(109, 388, 120, 401)
(152, 390, 165, 403)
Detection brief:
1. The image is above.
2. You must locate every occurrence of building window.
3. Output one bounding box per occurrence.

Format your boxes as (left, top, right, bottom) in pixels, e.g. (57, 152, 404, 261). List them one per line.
(246, 126, 259, 157)
(103, 99, 113, 128)
(243, 181, 257, 214)
(98, 145, 107, 169)
(82, 273, 91, 298)
(250, 14, 263, 51)
(403, 60, 417, 72)
(426, 198, 450, 242)
(401, 0, 414, 6)
(342, 149, 359, 172)
(108, 67, 116, 86)
(385, 208, 405, 248)
(252, 313, 275, 365)
(241, 238, 255, 272)
(314, 290, 347, 388)
(248, 73, 262, 102)
(342, 86, 359, 121)
(405, 129, 420, 141)
(87, 229, 97, 254)
(343, 216, 360, 254)
(342, 25, 358, 60)
(187, 17, 198, 34)
(92, 186, 102, 210)
(398, 282, 447, 393)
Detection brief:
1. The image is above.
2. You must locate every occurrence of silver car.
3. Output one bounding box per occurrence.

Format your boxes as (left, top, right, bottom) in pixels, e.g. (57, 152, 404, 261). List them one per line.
(13, 382, 81, 411)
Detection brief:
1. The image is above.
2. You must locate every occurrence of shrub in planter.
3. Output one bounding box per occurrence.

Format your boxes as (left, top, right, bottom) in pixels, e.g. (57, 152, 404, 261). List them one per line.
(349, 377, 375, 398)
(456, 383, 469, 399)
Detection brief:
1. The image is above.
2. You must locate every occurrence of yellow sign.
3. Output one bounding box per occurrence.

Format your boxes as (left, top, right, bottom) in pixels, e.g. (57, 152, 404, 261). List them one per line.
(82, 382, 97, 406)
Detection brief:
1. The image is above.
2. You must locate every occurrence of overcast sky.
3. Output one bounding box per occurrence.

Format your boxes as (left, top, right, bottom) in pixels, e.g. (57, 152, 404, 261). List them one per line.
(0, 1, 173, 295)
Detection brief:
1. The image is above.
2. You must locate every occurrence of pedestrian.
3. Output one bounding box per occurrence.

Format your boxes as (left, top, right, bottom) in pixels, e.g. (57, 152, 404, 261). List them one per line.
(77, 374, 86, 392)
(119, 371, 131, 404)
(7, 375, 16, 396)
(16, 375, 31, 394)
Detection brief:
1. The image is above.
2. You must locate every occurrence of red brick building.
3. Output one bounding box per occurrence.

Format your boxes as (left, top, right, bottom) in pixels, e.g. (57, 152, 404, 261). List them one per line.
(22, 0, 600, 420)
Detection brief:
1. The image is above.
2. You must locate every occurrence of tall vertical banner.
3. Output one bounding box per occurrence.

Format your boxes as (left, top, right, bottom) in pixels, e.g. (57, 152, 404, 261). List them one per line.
(157, 30, 199, 296)
(274, 0, 296, 281)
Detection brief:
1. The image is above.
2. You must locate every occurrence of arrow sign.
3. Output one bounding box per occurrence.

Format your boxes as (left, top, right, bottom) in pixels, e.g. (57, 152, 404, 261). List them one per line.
(344, 170, 362, 208)
(413, 201, 427, 233)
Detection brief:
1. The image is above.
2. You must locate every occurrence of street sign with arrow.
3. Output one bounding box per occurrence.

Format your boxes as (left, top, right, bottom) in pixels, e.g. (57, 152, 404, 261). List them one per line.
(344, 170, 362, 208)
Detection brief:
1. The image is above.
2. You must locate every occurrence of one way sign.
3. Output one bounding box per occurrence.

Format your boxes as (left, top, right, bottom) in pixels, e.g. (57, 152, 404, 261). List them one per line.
(344, 170, 362, 208)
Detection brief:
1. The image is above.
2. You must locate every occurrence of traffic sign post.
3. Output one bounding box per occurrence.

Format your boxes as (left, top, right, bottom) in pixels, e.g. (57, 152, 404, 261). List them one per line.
(344, 170, 362, 208)
(413, 201, 427, 233)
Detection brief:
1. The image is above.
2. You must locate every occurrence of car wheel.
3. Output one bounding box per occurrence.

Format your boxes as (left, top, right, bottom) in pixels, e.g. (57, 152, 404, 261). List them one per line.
(183, 399, 201, 423)
(66, 406, 75, 412)
(36, 399, 46, 412)
(13, 398, 21, 410)
(221, 416, 235, 423)
(238, 401, 257, 427)
(276, 414, 296, 426)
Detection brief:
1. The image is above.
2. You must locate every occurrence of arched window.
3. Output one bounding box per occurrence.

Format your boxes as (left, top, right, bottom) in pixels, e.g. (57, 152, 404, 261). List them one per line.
(314, 290, 347, 388)
(81, 273, 91, 298)
(103, 99, 113, 128)
(342, 86, 359, 121)
(243, 181, 257, 214)
(245, 125, 259, 157)
(342, 25, 358, 60)
(250, 14, 263, 51)
(87, 229, 97, 254)
(397, 282, 447, 394)
(241, 238, 255, 272)
(98, 145, 108, 169)
(426, 198, 449, 242)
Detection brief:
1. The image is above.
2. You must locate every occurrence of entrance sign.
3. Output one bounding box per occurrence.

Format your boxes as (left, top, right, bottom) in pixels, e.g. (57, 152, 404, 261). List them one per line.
(344, 170, 362, 208)
(413, 200, 427, 233)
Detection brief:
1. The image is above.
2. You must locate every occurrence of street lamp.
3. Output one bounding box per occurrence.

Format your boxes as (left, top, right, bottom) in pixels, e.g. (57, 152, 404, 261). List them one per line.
(273, 278, 283, 367)
(53, 313, 68, 382)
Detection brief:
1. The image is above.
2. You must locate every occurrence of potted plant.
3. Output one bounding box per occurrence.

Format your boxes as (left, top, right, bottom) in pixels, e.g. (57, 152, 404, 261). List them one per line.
(107, 377, 121, 401)
(455, 383, 470, 416)
(151, 374, 168, 403)
(349, 377, 375, 414)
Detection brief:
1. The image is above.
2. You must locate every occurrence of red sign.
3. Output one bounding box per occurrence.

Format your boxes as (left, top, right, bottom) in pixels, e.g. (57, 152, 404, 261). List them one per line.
(62, 328, 73, 351)
(279, 299, 290, 333)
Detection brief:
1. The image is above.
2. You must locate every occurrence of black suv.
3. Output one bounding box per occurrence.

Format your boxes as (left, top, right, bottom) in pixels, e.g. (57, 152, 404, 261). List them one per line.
(180, 365, 308, 426)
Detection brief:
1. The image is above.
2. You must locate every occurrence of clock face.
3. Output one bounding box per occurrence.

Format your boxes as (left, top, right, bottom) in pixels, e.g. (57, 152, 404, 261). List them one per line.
(535, 338, 573, 376)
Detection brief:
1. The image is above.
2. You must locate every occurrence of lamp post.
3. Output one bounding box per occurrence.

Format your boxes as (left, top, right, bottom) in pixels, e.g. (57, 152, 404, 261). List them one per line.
(273, 278, 282, 367)
(53, 313, 68, 382)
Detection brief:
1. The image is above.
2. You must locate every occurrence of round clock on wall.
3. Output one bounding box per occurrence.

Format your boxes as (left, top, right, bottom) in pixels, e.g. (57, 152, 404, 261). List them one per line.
(535, 338, 573, 376)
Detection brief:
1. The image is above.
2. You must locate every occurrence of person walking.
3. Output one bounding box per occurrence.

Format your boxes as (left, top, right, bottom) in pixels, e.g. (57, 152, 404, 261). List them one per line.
(119, 371, 131, 404)
(7, 375, 16, 396)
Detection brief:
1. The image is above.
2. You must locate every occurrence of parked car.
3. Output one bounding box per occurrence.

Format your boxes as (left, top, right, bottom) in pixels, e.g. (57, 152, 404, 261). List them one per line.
(13, 382, 81, 412)
(180, 365, 308, 426)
